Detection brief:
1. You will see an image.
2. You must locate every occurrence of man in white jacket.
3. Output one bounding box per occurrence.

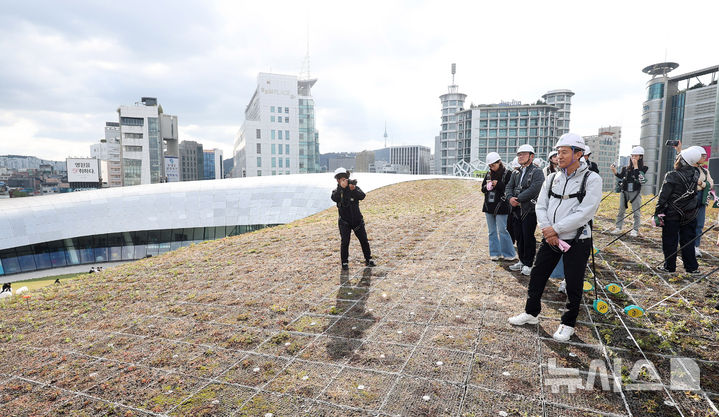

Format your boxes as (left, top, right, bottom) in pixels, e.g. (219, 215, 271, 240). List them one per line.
(508, 133, 602, 342)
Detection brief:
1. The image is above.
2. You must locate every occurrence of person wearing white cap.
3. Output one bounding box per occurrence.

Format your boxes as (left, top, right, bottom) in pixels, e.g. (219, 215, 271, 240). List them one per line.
(506, 144, 545, 276)
(544, 149, 566, 292)
(653, 147, 702, 274)
(583, 146, 599, 174)
(686, 146, 713, 258)
(610, 146, 648, 237)
(482, 152, 517, 261)
(331, 167, 374, 270)
(543, 151, 559, 178)
(508, 133, 602, 342)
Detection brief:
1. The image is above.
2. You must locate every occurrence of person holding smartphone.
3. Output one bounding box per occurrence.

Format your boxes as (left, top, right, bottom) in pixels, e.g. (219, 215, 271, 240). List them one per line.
(610, 146, 648, 237)
(481, 152, 517, 261)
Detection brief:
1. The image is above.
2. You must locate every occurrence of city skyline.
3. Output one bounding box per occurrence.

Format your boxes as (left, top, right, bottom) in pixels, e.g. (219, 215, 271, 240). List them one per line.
(0, 0, 716, 162)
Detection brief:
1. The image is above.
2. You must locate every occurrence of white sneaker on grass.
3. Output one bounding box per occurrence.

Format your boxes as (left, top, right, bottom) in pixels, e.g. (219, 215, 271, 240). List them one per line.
(521, 265, 532, 276)
(508, 312, 539, 325)
(509, 261, 524, 271)
(490, 256, 500, 261)
(558, 279, 567, 294)
(629, 230, 638, 237)
(695, 247, 702, 258)
(611, 228, 621, 234)
(553, 324, 575, 342)
(504, 253, 518, 261)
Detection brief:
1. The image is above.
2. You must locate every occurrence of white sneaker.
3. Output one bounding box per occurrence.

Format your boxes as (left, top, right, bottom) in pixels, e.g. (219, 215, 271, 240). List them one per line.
(611, 228, 621, 234)
(558, 279, 566, 294)
(521, 265, 532, 276)
(629, 230, 638, 237)
(490, 256, 500, 261)
(505, 253, 518, 261)
(695, 247, 702, 258)
(508, 312, 539, 325)
(509, 261, 524, 271)
(553, 324, 575, 342)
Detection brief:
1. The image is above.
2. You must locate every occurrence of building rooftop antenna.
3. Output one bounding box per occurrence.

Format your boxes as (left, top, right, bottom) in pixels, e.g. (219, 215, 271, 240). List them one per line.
(300, 16, 311, 80)
(448, 63, 458, 93)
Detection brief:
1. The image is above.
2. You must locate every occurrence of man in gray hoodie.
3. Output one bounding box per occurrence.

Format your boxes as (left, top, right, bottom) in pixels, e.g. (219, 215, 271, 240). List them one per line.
(508, 133, 602, 342)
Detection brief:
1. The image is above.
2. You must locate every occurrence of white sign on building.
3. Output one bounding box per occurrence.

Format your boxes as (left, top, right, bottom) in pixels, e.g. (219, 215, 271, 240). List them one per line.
(66, 158, 100, 183)
(164, 156, 180, 182)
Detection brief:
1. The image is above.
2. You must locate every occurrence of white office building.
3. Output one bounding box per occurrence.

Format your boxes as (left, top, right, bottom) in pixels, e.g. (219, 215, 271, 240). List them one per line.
(117, 97, 178, 186)
(90, 122, 123, 187)
(234, 73, 320, 177)
(583, 126, 621, 191)
(374, 145, 431, 175)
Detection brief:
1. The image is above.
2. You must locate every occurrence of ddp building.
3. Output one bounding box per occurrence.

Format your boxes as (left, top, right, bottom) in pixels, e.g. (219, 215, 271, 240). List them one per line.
(0, 174, 448, 279)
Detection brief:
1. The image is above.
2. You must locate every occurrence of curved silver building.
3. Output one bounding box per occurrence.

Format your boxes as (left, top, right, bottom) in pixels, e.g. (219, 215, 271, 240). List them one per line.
(0, 173, 452, 277)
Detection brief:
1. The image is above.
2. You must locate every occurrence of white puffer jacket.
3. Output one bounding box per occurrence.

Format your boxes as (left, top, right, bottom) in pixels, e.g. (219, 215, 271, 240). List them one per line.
(536, 160, 603, 241)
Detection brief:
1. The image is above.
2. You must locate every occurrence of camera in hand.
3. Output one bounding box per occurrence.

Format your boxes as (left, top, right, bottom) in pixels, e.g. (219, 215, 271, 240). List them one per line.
(348, 179, 358, 186)
(665, 140, 679, 147)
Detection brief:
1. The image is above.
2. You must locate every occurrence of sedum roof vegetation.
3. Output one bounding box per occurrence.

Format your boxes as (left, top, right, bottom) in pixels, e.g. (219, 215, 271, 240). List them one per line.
(0, 180, 717, 416)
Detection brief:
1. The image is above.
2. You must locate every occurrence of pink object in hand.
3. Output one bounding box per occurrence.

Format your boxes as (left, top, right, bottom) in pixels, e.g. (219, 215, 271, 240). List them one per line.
(557, 239, 571, 252)
(486, 181, 494, 190)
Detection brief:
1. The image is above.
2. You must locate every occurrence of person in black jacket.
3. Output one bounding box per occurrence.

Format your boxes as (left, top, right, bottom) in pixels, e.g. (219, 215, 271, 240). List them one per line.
(583, 146, 600, 174)
(481, 152, 517, 261)
(610, 146, 648, 237)
(505, 144, 545, 276)
(654, 148, 702, 274)
(331, 168, 374, 270)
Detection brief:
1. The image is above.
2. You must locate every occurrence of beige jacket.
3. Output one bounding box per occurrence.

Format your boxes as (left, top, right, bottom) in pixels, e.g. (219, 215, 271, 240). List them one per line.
(698, 165, 714, 191)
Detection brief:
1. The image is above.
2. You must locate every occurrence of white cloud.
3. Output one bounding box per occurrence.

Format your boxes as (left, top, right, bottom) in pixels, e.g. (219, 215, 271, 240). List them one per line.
(0, 0, 717, 164)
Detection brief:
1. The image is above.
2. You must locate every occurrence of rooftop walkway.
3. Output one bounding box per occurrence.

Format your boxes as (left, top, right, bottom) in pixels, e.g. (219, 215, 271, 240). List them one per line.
(0, 179, 717, 416)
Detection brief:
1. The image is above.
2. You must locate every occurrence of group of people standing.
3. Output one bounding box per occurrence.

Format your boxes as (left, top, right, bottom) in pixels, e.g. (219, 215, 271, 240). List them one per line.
(482, 133, 603, 341)
(481, 133, 719, 341)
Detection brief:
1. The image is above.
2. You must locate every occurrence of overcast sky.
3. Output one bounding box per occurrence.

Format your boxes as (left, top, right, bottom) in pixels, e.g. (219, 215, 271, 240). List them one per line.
(0, 0, 717, 162)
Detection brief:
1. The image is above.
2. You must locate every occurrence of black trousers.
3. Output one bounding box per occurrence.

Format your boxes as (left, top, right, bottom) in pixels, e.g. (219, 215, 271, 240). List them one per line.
(661, 217, 698, 272)
(512, 211, 537, 266)
(339, 219, 371, 264)
(525, 238, 591, 327)
(507, 208, 517, 243)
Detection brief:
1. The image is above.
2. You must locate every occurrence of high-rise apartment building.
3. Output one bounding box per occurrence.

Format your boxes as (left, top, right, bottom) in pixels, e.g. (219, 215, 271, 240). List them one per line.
(436, 64, 467, 175)
(583, 126, 621, 191)
(436, 65, 571, 174)
(542, 90, 574, 138)
(233, 73, 320, 177)
(90, 122, 122, 187)
(117, 97, 178, 186)
(179, 141, 204, 181)
(203, 149, 224, 180)
(461, 100, 566, 170)
(640, 63, 719, 194)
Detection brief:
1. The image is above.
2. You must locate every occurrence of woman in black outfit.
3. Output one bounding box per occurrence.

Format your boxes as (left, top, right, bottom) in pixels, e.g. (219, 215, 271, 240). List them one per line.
(654, 147, 702, 274)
